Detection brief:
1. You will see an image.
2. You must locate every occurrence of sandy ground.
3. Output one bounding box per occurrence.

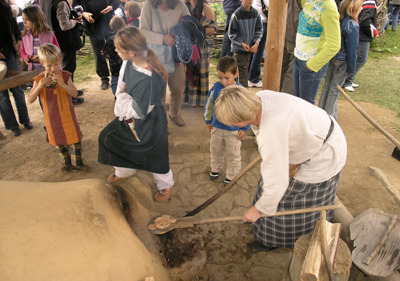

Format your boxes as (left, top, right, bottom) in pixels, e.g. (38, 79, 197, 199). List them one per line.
(0, 74, 399, 280)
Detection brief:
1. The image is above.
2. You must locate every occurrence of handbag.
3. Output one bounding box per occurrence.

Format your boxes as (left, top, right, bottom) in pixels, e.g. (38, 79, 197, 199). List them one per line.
(147, 8, 175, 73)
(171, 20, 193, 64)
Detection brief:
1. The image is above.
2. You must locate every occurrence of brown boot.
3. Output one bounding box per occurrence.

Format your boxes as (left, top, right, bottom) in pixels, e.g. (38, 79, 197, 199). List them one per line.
(154, 186, 173, 201)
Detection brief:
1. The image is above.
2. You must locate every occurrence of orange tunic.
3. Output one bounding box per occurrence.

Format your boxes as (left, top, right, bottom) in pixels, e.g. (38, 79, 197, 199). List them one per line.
(33, 71, 82, 146)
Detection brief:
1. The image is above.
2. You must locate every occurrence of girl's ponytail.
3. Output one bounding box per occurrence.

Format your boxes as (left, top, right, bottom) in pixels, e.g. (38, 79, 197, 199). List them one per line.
(147, 48, 168, 82)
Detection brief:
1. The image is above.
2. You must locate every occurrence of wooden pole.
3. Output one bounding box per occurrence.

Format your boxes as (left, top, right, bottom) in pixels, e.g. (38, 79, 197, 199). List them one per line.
(0, 68, 44, 92)
(262, 0, 288, 91)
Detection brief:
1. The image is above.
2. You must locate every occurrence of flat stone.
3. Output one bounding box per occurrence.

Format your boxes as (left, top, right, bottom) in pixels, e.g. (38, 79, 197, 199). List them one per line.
(234, 189, 252, 207)
(191, 163, 208, 174)
(182, 152, 205, 162)
(236, 178, 249, 189)
(242, 136, 258, 149)
(192, 187, 208, 197)
(203, 183, 219, 195)
(170, 163, 183, 173)
(230, 207, 249, 217)
(169, 154, 183, 164)
(177, 168, 191, 185)
(173, 140, 200, 152)
(245, 175, 259, 187)
(177, 186, 191, 203)
(187, 183, 200, 192)
(195, 173, 212, 185)
(215, 193, 234, 216)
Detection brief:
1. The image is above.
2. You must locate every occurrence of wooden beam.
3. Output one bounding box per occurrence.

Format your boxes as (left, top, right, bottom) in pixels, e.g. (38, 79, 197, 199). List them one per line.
(0, 68, 44, 92)
(262, 0, 288, 91)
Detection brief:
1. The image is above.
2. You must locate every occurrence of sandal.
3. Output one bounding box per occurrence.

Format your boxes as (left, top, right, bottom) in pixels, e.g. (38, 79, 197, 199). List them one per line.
(61, 164, 72, 172)
(72, 165, 91, 172)
(154, 186, 173, 201)
(108, 173, 121, 183)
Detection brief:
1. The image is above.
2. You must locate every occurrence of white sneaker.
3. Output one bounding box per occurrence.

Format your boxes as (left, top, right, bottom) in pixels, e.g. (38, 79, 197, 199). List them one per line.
(352, 83, 359, 88)
(344, 86, 355, 92)
(248, 81, 262, 88)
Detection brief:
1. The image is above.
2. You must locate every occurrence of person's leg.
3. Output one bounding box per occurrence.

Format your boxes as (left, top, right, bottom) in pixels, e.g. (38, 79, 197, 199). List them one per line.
(220, 11, 233, 58)
(294, 58, 328, 104)
(153, 169, 174, 201)
(56, 144, 72, 171)
(280, 47, 295, 94)
(224, 130, 242, 181)
(392, 5, 400, 30)
(110, 167, 138, 182)
(292, 57, 300, 98)
(89, 36, 110, 86)
(385, 4, 394, 30)
(61, 49, 77, 80)
(248, 22, 268, 84)
(168, 63, 185, 120)
(0, 47, 30, 130)
(319, 60, 347, 120)
(69, 142, 90, 172)
(235, 52, 251, 88)
(210, 128, 225, 177)
(110, 75, 119, 95)
(343, 41, 370, 88)
(318, 60, 335, 110)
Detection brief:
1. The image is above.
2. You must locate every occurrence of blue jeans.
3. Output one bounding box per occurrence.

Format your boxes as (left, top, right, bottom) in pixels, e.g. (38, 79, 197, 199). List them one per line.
(0, 46, 30, 130)
(110, 75, 119, 95)
(293, 58, 328, 105)
(248, 22, 268, 83)
(342, 41, 370, 88)
(220, 11, 234, 58)
(318, 59, 348, 120)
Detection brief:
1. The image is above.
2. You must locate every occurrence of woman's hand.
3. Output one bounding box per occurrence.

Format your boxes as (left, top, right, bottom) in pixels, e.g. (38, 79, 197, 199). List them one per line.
(82, 12, 95, 23)
(243, 206, 261, 222)
(0, 52, 4, 60)
(24, 56, 32, 64)
(163, 34, 176, 47)
(101, 6, 113, 14)
(15, 40, 22, 55)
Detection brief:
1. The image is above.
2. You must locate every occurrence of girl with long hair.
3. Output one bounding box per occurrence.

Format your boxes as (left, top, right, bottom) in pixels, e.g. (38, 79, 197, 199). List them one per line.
(98, 27, 174, 201)
(21, 5, 60, 71)
(318, 0, 363, 120)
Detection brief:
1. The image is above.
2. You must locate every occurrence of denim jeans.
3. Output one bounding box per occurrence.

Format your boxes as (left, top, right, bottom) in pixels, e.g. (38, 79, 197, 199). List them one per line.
(293, 57, 328, 105)
(342, 41, 370, 88)
(248, 22, 268, 83)
(110, 75, 119, 95)
(0, 46, 30, 130)
(318, 59, 347, 120)
(220, 11, 234, 58)
(391, 5, 400, 30)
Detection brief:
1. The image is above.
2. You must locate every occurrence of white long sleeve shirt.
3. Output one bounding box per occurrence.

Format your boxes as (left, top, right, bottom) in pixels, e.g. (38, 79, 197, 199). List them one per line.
(252, 91, 347, 215)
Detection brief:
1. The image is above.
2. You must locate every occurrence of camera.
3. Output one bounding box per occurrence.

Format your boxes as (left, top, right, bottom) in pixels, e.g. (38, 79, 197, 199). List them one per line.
(71, 5, 84, 18)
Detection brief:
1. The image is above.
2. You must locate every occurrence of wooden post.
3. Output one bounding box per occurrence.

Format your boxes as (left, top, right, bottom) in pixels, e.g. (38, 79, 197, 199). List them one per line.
(261, 0, 288, 91)
(0, 68, 44, 92)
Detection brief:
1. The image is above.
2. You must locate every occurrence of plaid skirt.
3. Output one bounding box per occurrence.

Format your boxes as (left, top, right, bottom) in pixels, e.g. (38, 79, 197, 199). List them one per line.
(252, 172, 341, 248)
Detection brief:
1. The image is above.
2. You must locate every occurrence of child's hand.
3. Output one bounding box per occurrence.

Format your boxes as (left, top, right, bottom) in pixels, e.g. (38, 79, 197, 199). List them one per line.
(206, 124, 213, 134)
(241, 42, 250, 52)
(51, 74, 65, 86)
(237, 130, 246, 140)
(40, 76, 52, 87)
(249, 43, 259, 53)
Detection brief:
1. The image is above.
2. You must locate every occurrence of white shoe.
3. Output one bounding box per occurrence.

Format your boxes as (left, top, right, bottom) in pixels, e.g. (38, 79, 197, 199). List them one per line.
(344, 86, 355, 92)
(248, 81, 262, 88)
(352, 83, 359, 88)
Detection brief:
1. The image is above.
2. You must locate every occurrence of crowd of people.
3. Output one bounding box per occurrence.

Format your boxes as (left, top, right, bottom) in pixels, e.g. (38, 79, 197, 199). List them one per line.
(0, 0, 396, 253)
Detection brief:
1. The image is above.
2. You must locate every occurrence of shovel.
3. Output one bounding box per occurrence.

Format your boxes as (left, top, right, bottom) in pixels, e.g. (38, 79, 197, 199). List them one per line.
(147, 205, 341, 235)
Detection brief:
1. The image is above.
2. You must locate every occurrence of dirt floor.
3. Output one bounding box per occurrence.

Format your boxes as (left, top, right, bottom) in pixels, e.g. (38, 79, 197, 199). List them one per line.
(0, 73, 399, 280)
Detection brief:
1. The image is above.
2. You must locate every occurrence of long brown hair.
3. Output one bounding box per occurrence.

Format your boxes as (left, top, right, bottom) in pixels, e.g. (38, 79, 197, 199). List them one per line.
(22, 5, 52, 36)
(149, 0, 180, 10)
(114, 26, 168, 81)
(339, 0, 363, 22)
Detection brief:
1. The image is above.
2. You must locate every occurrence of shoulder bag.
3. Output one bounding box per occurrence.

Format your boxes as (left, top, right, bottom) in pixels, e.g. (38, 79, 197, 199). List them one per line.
(147, 8, 175, 73)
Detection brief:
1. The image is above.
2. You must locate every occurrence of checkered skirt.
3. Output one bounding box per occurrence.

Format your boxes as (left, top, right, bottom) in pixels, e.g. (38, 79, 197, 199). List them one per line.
(252, 172, 341, 248)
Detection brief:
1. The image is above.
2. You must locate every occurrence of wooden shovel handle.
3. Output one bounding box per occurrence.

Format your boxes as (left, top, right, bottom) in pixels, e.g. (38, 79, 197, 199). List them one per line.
(337, 86, 400, 148)
(179, 205, 341, 225)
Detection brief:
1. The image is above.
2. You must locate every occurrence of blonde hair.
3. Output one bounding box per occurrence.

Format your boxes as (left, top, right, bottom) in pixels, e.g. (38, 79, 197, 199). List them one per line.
(125, 1, 141, 18)
(38, 43, 62, 63)
(339, 0, 363, 21)
(215, 85, 262, 125)
(22, 5, 52, 36)
(114, 26, 168, 81)
(110, 16, 126, 32)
